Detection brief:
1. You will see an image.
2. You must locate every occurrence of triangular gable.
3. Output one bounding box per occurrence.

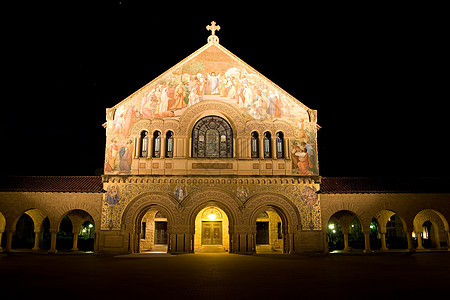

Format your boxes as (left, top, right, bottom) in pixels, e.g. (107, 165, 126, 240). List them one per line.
(110, 42, 314, 123)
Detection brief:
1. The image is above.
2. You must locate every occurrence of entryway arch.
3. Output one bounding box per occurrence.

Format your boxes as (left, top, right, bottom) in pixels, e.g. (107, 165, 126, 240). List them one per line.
(245, 193, 300, 254)
(193, 205, 230, 253)
(183, 188, 241, 253)
(187, 199, 237, 253)
(138, 208, 170, 253)
(250, 205, 289, 254)
(122, 192, 179, 253)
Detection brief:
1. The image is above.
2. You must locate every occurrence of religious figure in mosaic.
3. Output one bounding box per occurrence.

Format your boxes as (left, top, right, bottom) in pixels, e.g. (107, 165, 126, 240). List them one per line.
(301, 186, 318, 207)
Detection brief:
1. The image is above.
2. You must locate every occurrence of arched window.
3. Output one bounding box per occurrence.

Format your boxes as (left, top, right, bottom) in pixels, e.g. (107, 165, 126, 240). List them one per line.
(263, 132, 271, 158)
(192, 116, 233, 158)
(153, 131, 161, 158)
(140, 131, 149, 157)
(166, 131, 174, 158)
(251, 131, 259, 158)
(276, 132, 284, 158)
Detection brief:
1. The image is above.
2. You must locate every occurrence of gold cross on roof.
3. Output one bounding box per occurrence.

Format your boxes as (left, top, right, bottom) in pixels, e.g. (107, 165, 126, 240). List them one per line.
(206, 21, 220, 36)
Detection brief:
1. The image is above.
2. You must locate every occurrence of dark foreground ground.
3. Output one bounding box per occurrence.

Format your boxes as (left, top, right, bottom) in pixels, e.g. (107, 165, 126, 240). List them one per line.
(1, 252, 449, 299)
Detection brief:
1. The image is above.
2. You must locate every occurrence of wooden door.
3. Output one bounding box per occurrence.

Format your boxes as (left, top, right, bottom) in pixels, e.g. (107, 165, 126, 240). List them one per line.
(256, 221, 269, 244)
(155, 221, 168, 244)
(202, 221, 222, 245)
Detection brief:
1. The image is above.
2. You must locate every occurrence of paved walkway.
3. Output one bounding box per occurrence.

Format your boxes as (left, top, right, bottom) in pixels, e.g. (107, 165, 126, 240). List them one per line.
(1, 252, 449, 299)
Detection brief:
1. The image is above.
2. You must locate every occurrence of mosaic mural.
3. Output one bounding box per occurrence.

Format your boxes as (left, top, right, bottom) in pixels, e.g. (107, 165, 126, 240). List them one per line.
(101, 180, 321, 231)
(104, 43, 318, 176)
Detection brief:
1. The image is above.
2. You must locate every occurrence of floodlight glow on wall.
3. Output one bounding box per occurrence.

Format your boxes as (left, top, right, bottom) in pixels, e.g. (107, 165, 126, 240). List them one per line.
(207, 207, 217, 221)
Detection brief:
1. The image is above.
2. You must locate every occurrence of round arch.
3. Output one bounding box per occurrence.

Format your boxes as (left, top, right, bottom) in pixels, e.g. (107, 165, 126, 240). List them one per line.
(373, 209, 409, 251)
(327, 210, 365, 252)
(244, 193, 301, 227)
(186, 199, 238, 233)
(413, 209, 449, 249)
(322, 201, 374, 233)
(6, 207, 50, 233)
(183, 188, 241, 253)
(191, 115, 233, 158)
(55, 209, 96, 252)
(178, 100, 246, 137)
(184, 189, 240, 230)
(250, 204, 291, 253)
(8, 208, 48, 251)
(244, 193, 300, 254)
(122, 192, 179, 229)
(121, 192, 180, 253)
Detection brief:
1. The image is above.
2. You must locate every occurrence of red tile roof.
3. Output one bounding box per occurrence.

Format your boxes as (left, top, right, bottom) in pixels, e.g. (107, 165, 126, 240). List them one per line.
(0, 176, 104, 193)
(320, 177, 450, 194)
(0, 176, 447, 194)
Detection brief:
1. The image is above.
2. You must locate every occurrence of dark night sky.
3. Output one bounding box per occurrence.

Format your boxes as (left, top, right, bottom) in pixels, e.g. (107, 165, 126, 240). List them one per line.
(2, 1, 447, 177)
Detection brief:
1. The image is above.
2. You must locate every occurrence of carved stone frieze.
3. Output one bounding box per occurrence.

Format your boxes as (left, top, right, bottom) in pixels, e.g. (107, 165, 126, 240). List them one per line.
(178, 101, 246, 136)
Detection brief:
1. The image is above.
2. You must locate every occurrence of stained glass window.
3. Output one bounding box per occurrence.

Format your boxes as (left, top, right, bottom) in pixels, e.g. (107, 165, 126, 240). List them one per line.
(251, 131, 259, 158)
(192, 116, 233, 158)
(263, 132, 271, 158)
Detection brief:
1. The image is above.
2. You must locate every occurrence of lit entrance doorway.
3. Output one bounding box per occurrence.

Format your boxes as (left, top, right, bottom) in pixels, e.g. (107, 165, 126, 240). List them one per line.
(202, 221, 222, 245)
(139, 210, 168, 253)
(255, 210, 283, 253)
(194, 206, 229, 253)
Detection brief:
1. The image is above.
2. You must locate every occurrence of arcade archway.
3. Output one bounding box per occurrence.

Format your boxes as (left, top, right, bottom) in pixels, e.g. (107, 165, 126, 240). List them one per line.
(413, 209, 449, 250)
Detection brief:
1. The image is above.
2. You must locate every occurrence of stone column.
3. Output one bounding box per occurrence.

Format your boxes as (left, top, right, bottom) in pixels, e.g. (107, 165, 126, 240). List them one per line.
(147, 136, 153, 159)
(289, 233, 294, 254)
(251, 233, 256, 252)
(0, 231, 3, 250)
(93, 230, 100, 253)
(433, 229, 442, 249)
(284, 138, 290, 159)
(32, 231, 41, 250)
(134, 137, 140, 158)
(3, 230, 13, 253)
(447, 231, 450, 251)
(271, 137, 277, 159)
(167, 233, 172, 253)
(363, 231, 371, 254)
(343, 232, 350, 251)
(380, 232, 388, 251)
(416, 232, 424, 250)
(160, 136, 165, 159)
(259, 138, 264, 159)
(71, 232, 79, 251)
(48, 229, 58, 254)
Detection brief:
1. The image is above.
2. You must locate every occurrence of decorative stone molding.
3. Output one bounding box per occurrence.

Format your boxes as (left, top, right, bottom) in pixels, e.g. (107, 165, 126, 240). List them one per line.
(243, 192, 301, 226)
(121, 192, 181, 231)
(178, 101, 246, 136)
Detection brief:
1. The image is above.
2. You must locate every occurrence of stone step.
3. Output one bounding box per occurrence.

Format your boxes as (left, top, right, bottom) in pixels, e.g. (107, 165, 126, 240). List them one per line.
(151, 244, 168, 253)
(195, 245, 227, 253)
(256, 244, 281, 253)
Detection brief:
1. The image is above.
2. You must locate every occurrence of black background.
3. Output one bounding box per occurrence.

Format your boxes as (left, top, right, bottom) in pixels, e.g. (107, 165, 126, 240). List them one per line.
(2, 1, 447, 177)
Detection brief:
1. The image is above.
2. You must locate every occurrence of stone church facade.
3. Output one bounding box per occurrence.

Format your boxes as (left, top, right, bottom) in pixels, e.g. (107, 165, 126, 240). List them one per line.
(1, 23, 449, 254)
